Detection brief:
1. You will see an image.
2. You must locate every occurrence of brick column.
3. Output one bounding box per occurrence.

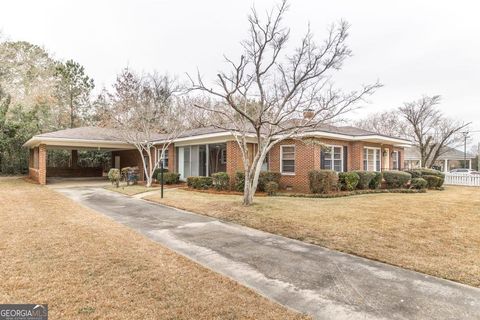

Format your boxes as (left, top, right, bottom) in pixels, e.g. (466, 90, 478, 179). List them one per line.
(226, 141, 244, 188)
(349, 142, 364, 171)
(38, 144, 47, 185)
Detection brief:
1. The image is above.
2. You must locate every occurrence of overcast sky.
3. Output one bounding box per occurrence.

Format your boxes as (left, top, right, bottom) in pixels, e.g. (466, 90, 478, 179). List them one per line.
(1, 0, 479, 145)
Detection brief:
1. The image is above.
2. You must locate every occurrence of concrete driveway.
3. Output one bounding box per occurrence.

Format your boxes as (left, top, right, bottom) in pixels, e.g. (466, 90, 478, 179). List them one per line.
(56, 186, 480, 320)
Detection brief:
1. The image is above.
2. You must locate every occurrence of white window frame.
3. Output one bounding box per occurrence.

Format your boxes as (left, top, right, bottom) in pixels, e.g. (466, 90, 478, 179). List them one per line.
(158, 148, 169, 168)
(323, 145, 344, 172)
(280, 145, 296, 175)
(363, 147, 381, 172)
(220, 148, 227, 165)
(392, 151, 399, 170)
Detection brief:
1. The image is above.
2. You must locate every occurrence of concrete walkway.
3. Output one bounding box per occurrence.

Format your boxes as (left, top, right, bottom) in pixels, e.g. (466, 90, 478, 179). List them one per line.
(56, 186, 480, 320)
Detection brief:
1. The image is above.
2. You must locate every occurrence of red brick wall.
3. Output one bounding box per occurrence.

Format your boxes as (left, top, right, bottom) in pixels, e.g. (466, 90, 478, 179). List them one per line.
(269, 139, 316, 193)
(28, 145, 46, 184)
(268, 139, 405, 192)
(111, 149, 145, 180)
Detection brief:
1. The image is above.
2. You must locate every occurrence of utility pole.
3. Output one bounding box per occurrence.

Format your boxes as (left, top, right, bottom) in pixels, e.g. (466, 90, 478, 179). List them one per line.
(461, 131, 469, 169)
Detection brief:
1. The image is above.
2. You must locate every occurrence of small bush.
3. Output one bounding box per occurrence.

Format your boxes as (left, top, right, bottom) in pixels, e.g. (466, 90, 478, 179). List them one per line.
(153, 168, 168, 180)
(212, 172, 230, 190)
(423, 175, 442, 189)
(369, 172, 382, 189)
(187, 176, 213, 189)
(235, 171, 245, 192)
(352, 171, 377, 189)
(265, 181, 279, 196)
(108, 168, 121, 188)
(410, 177, 428, 190)
(419, 169, 445, 187)
(157, 172, 180, 185)
(258, 171, 281, 191)
(308, 170, 338, 194)
(338, 172, 360, 191)
(383, 170, 411, 189)
(235, 171, 281, 192)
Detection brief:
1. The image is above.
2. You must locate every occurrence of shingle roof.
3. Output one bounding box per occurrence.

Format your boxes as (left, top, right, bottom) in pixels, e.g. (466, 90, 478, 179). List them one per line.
(405, 146, 475, 160)
(167, 123, 408, 141)
(34, 127, 165, 141)
(27, 122, 410, 147)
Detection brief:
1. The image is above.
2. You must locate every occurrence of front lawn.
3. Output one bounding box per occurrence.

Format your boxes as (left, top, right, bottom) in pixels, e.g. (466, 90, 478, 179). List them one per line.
(0, 178, 306, 319)
(146, 186, 480, 287)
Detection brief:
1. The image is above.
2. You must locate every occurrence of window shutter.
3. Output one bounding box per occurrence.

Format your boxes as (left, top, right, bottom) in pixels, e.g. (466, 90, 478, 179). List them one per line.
(398, 151, 402, 170)
(343, 146, 348, 172)
(320, 150, 325, 169)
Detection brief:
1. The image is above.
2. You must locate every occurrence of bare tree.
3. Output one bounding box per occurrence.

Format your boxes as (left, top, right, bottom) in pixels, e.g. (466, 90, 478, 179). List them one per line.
(190, 0, 380, 205)
(399, 95, 470, 168)
(353, 110, 408, 138)
(107, 68, 187, 187)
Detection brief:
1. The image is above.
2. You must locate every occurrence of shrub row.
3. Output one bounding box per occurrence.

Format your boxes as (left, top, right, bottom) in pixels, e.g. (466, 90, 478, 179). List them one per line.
(405, 168, 445, 189)
(308, 170, 387, 194)
(289, 188, 426, 198)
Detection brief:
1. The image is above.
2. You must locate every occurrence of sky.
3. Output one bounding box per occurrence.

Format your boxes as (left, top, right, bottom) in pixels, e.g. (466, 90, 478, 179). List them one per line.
(1, 0, 480, 146)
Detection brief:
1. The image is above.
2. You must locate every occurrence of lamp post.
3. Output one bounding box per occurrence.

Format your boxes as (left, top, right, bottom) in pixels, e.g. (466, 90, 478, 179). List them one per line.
(160, 155, 164, 199)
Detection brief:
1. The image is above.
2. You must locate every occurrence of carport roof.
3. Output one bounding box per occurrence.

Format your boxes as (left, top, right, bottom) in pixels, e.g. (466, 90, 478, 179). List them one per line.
(23, 127, 140, 149)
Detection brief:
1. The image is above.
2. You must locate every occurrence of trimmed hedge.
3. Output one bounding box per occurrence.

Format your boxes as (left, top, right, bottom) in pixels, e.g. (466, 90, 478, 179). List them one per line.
(265, 181, 279, 196)
(289, 188, 426, 198)
(369, 172, 382, 189)
(406, 168, 445, 188)
(423, 175, 443, 189)
(235, 171, 281, 192)
(187, 176, 213, 189)
(338, 172, 359, 191)
(405, 169, 422, 179)
(410, 177, 428, 190)
(212, 172, 230, 190)
(383, 170, 411, 189)
(157, 172, 180, 185)
(352, 171, 377, 189)
(308, 170, 338, 194)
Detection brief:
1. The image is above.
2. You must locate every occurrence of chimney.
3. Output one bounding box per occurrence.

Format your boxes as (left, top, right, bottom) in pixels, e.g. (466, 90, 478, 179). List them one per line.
(303, 109, 315, 120)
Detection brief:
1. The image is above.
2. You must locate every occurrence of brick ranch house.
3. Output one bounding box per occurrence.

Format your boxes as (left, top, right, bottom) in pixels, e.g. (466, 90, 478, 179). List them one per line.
(23, 125, 411, 192)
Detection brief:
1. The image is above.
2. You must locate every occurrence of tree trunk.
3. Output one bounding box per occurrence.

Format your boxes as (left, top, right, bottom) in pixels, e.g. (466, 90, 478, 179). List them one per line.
(243, 178, 254, 205)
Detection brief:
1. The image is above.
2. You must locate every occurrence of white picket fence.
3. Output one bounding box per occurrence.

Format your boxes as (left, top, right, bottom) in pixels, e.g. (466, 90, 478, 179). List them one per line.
(444, 173, 480, 187)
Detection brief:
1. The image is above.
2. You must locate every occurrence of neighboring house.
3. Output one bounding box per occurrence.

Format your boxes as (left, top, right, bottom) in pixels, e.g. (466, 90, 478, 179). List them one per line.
(23, 124, 411, 192)
(404, 146, 475, 173)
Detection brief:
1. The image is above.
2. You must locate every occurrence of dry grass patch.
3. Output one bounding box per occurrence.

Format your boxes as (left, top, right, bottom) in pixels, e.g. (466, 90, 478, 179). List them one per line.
(105, 184, 161, 195)
(0, 178, 307, 320)
(146, 186, 480, 287)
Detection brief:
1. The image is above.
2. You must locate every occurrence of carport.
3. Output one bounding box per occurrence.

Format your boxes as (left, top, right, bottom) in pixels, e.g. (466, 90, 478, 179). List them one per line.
(23, 127, 139, 185)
